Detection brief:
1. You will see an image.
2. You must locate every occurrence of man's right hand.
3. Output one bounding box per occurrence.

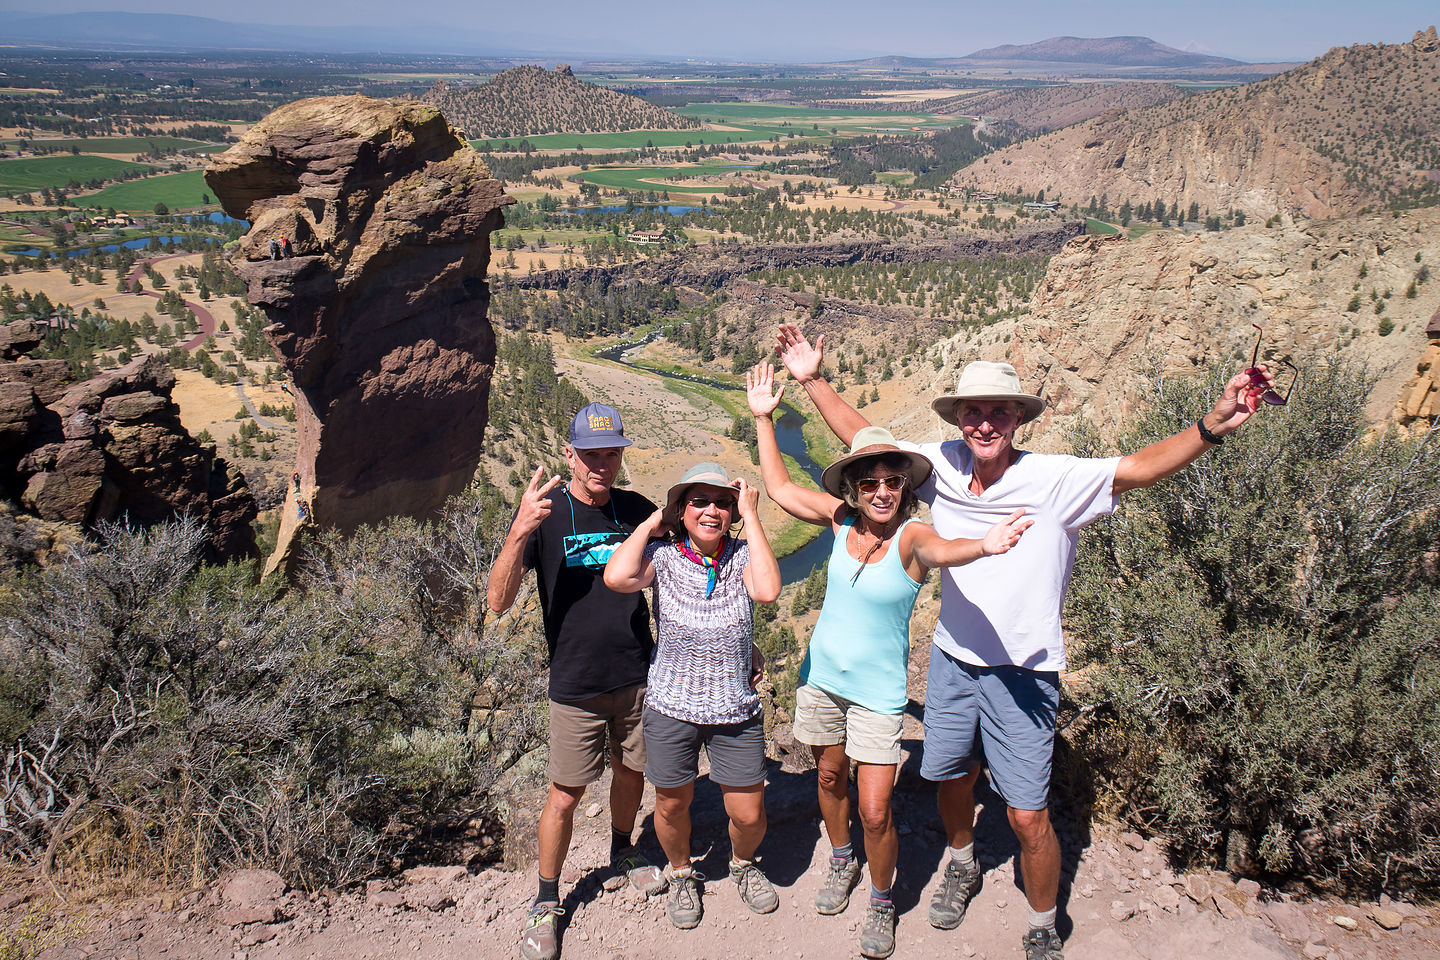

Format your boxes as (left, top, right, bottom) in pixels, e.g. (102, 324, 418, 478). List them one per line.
(776, 322, 824, 383)
(514, 466, 562, 536)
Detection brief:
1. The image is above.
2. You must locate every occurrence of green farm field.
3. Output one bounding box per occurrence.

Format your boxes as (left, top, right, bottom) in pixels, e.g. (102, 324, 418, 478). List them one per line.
(573, 164, 746, 194)
(74, 170, 212, 211)
(1085, 218, 1121, 235)
(0, 155, 154, 193)
(1, 136, 212, 154)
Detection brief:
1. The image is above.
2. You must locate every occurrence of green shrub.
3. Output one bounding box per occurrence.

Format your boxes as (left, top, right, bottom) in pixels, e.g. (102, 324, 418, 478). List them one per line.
(1064, 361, 1440, 897)
(0, 483, 544, 890)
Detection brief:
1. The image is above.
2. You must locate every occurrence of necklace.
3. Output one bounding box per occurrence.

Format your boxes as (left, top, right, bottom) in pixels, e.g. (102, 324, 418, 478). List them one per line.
(849, 520, 896, 586)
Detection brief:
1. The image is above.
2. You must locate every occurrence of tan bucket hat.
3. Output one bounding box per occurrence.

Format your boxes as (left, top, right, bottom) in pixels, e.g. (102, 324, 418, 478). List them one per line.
(820, 426, 933, 498)
(664, 462, 739, 524)
(931, 360, 1045, 425)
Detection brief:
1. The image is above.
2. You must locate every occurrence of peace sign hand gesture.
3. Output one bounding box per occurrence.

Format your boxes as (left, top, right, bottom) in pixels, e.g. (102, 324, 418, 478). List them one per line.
(515, 465, 562, 536)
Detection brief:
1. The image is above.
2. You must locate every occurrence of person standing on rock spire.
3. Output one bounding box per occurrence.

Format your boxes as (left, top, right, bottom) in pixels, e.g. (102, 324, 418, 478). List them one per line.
(773, 322, 1275, 960)
(488, 402, 665, 960)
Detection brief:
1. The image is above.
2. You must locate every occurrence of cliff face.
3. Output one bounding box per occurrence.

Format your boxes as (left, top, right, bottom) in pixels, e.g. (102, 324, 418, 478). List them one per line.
(204, 96, 512, 568)
(883, 208, 1440, 450)
(952, 27, 1440, 219)
(0, 332, 256, 564)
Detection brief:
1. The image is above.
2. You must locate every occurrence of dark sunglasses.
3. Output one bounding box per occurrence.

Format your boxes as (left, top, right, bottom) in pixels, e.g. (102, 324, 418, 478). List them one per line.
(856, 475, 907, 495)
(1246, 324, 1298, 406)
(686, 494, 736, 510)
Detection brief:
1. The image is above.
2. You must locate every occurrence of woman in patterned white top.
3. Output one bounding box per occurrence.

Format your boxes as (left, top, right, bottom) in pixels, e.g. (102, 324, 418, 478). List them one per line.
(605, 462, 781, 930)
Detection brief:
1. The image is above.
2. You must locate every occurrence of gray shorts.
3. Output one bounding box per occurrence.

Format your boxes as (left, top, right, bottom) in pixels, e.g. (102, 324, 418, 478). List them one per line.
(642, 707, 766, 789)
(920, 645, 1059, 811)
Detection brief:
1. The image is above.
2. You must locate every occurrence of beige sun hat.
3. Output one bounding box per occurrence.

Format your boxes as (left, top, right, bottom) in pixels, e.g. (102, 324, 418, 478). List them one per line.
(820, 426, 933, 498)
(931, 360, 1045, 425)
(664, 462, 739, 524)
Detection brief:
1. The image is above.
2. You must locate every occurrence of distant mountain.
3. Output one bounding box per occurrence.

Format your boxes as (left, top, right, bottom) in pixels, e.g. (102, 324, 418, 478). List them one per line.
(923, 83, 1191, 134)
(962, 36, 1244, 69)
(422, 65, 700, 140)
(951, 27, 1440, 219)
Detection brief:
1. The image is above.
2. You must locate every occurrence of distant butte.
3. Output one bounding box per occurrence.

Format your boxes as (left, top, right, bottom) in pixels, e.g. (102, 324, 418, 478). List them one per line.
(204, 95, 513, 574)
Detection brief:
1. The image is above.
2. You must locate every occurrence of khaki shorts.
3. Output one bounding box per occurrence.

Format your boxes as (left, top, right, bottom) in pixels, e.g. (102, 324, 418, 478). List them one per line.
(793, 683, 903, 765)
(547, 684, 647, 787)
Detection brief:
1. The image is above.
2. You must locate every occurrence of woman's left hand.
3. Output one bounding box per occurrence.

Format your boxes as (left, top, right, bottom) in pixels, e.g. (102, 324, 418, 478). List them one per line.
(749, 646, 765, 689)
(734, 477, 760, 519)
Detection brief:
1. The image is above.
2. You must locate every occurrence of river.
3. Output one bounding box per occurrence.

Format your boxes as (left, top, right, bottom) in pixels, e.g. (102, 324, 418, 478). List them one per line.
(598, 338, 833, 585)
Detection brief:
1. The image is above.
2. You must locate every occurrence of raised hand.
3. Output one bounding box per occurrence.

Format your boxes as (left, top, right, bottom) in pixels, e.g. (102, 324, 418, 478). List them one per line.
(776, 322, 824, 383)
(746, 362, 785, 418)
(982, 509, 1033, 556)
(515, 465, 562, 535)
(640, 506, 672, 539)
(733, 476, 761, 519)
(1209, 365, 1276, 437)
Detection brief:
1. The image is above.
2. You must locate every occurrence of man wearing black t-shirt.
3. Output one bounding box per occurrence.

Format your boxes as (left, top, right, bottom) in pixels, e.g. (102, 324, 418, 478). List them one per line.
(488, 402, 662, 960)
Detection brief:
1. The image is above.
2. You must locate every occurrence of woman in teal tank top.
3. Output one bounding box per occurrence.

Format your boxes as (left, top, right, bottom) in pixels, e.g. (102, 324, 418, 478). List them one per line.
(747, 362, 1032, 959)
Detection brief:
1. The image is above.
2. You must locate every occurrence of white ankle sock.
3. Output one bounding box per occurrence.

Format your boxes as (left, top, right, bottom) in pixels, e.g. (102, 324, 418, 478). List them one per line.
(1028, 906, 1057, 932)
(948, 843, 976, 869)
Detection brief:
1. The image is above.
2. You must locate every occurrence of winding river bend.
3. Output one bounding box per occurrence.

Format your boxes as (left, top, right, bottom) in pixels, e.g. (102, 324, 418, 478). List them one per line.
(599, 339, 834, 585)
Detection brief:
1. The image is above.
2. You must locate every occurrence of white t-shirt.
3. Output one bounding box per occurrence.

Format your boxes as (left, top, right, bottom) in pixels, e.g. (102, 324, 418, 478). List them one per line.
(905, 440, 1121, 672)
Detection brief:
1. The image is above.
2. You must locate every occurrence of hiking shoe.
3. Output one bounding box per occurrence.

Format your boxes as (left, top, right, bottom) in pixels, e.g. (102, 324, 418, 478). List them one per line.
(859, 898, 897, 959)
(612, 849, 668, 897)
(730, 859, 779, 914)
(814, 855, 862, 915)
(1022, 927, 1064, 960)
(666, 867, 704, 929)
(519, 902, 564, 960)
(928, 859, 982, 929)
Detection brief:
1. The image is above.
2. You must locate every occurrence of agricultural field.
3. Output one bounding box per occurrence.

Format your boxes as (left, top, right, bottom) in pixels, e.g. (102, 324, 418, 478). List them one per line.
(0, 155, 154, 193)
(572, 163, 748, 194)
(0, 136, 212, 154)
(73, 170, 212, 212)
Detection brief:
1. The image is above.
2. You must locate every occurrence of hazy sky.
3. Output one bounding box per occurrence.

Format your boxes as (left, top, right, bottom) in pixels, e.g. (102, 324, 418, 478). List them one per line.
(2, 1, 1435, 62)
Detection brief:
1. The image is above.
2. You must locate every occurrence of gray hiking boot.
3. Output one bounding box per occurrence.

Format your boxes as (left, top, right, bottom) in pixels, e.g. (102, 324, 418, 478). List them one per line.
(928, 859, 982, 929)
(519, 902, 564, 960)
(814, 855, 862, 915)
(730, 859, 779, 914)
(612, 849, 668, 897)
(1022, 927, 1064, 960)
(666, 867, 704, 929)
(859, 898, 897, 959)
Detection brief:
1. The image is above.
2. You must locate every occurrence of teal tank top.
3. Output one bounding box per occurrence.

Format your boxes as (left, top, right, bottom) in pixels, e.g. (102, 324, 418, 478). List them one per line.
(800, 516, 924, 714)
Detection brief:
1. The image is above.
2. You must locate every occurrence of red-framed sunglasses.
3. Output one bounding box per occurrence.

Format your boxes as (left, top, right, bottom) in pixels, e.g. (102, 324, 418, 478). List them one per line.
(1246, 324, 1297, 406)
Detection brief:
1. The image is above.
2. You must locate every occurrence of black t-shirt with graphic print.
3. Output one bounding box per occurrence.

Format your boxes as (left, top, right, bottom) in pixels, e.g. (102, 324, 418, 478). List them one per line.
(522, 486, 657, 702)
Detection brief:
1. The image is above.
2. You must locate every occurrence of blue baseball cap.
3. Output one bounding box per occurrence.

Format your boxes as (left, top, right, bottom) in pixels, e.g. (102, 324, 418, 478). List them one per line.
(568, 402, 632, 449)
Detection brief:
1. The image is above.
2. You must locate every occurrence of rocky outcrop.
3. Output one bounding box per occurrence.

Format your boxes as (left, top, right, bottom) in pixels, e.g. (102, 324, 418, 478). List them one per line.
(0, 341, 256, 563)
(952, 27, 1440, 219)
(893, 208, 1440, 449)
(204, 96, 512, 570)
(1396, 306, 1440, 426)
(513, 224, 1084, 293)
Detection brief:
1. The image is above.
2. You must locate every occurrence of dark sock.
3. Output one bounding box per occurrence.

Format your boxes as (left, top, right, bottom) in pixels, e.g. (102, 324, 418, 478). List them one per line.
(610, 827, 633, 860)
(871, 885, 892, 903)
(831, 842, 854, 861)
(535, 874, 559, 906)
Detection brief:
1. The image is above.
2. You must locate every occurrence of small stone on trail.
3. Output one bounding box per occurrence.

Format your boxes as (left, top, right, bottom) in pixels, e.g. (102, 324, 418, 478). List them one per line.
(1331, 915, 1359, 930)
(1368, 908, 1403, 930)
(1121, 831, 1146, 851)
(1236, 878, 1262, 899)
(602, 875, 626, 892)
(1111, 900, 1137, 922)
(1302, 943, 1328, 959)
(585, 802, 603, 818)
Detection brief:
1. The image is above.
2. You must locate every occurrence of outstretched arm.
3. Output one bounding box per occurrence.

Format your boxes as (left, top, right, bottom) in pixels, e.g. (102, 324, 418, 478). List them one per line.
(1113, 366, 1274, 495)
(603, 509, 668, 594)
(776, 322, 871, 447)
(747, 362, 843, 526)
(906, 510, 1033, 577)
(487, 466, 561, 613)
(736, 478, 781, 604)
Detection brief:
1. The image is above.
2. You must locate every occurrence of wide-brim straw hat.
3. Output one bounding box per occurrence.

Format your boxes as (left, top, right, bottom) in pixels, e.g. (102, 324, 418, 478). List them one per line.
(820, 426, 933, 498)
(931, 360, 1045, 425)
(664, 462, 739, 524)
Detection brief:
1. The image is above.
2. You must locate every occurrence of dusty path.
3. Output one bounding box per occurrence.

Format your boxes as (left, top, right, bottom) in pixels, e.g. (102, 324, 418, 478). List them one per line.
(124, 252, 217, 349)
(233, 378, 293, 432)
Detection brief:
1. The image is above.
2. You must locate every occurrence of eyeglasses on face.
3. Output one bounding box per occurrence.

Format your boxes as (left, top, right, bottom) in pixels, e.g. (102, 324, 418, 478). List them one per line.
(686, 495, 736, 510)
(1246, 324, 1298, 406)
(856, 475, 908, 495)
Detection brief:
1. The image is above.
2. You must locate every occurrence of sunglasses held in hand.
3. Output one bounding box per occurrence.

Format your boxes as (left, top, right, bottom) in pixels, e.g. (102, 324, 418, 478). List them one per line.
(1247, 324, 1297, 406)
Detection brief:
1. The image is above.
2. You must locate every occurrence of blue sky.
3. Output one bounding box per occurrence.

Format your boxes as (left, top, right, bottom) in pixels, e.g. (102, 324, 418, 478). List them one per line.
(1, 1, 1434, 62)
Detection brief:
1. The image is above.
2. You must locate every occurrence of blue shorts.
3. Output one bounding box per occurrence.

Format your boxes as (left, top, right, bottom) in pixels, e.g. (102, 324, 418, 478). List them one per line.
(920, 646, 1059, 811)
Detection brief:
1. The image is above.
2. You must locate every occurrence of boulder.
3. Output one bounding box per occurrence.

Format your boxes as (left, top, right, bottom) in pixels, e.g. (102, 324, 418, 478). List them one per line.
(205, 95, 513, 572)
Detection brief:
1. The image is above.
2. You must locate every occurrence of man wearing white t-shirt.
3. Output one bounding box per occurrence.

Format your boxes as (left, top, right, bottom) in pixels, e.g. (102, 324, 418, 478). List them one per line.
(774, 323, 1274, 960)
